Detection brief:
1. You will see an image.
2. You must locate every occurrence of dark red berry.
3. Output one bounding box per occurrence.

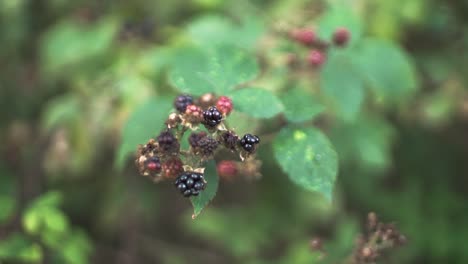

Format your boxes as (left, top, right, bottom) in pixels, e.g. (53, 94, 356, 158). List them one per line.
(197, 136, 219, 157)
(221, 131, 238, 151)
(217, 160, 238, 179)
(290, 28, 316, 46)
(203, 106, 223, 127)
(307, 50, 326, 67)
(216, 96, 233, 116)
(174, 94, 193, 113)
(157, 130, 179, 153)
(332, 27, 350, 47)
(174, 171, 206, 198)
(188, 131, 207, 149)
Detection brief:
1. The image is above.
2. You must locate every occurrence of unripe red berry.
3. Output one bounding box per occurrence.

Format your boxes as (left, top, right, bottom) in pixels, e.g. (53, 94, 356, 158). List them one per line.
(162, 157, 184, 179)
(217, 160, 238, 180)
(216, 96, 233, 116)
(307, 50, 326, 67)
(184, 104, 204, 124)
(147, 161, 161, 172)
(290, 28, 316, 46)
(332, 27, 350, 47)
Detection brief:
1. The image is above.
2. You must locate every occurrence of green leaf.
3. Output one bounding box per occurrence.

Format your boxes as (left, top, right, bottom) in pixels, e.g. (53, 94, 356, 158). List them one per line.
(229, 88, 284, 118)
(0, 196, 15, 223)
(330, 115, 395, 171)
(281, 87, 324, 123)
(317, 5, 362, 46)
(116, 97, 172, 169)
(321, 51, 365, 122)
(273, 126, 338, 201)
(190, 161, 219, 218)
(169, 45, 259, 95)
(41, 94, 81, 130)
(187, 15, 263, 50)
(41, 19, 117, 74)
(0, 233, 42, 262)
(355, 39, 418, 101)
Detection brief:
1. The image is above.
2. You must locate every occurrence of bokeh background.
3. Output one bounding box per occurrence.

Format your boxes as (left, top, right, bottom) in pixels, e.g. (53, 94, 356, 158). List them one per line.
(1, 0, 468, 263)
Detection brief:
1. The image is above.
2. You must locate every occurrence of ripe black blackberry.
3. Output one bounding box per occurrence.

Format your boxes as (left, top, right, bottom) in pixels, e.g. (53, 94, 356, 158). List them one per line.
(174, 171, 206, 197)
(174, 94, 193, 113)
(239, 134, 260, 152)
(197, 136, 219, 156)
(157, 130, 179, 153)
(221, 131, 238, 151)
(188, 131, 207, 148)
(203, 106, 223, 127)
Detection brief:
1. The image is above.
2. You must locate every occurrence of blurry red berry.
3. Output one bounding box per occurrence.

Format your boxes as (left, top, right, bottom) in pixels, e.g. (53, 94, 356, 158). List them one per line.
(216, 96, 233, 116)
(147, 161, 161, 172)
(217, 160, 238, 179)
(290, 28, 316, 46)
(184, 104, 204, 124)
(307, 50, 326, 67)
(332, 27, 350, 47)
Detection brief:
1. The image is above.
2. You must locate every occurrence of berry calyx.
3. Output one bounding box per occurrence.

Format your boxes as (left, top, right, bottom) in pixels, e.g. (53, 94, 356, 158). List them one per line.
(174, 171, 206, 197)
(332, 27, 350, 47)
(239, 134, 260, 153)
(217, 160, 238, 179)
(307, 50, 326, 67)
(290, 28, 316, 46)
(162, 157, 184, 179)
(203, 106, 223, 127)
(216, 96, 233, 116)
(174, 94, 193, 113)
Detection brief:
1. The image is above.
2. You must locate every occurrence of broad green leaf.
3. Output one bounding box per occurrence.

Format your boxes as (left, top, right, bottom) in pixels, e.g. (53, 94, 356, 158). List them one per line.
(41, 19, 117, 74)
(42, 94, 81, 130)
(169, 45, 259, 95)
(191, 161, 219, 218)
(317, 5, 362, 46)
(187, 15, 263, 50)
(273, 126, 338, 201)
(281, 87, 324, 123)
(0, 196, 15, 223)
(330, 115, 395, 170)
(0, 233, 42, 262)
(116, 97, 172, 169)
(321, 51, 365, 122)
(229, 88, 284, 118)
(355, 39, 418, 101)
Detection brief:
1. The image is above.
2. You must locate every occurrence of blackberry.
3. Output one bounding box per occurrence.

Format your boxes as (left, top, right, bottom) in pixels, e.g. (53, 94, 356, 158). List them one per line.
(197, 136, 219, 156)
(145, 156, 162, 173)
(221, 131, 238, 151)
(203, 106, 223, 127)
(174, 171, 206, 197)
(188, 131, 207, 148)
(239, 134, 260, 153)
(174, 94, 193, 113)
(157, 130, 179, 153)
(184, 104, 204, 125)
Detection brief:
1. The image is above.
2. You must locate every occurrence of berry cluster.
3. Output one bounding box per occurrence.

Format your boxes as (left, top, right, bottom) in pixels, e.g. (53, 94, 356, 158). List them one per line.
(284, 26, 350, 68)
(135, 93, 262, 198)
(174, 171, 206, 197)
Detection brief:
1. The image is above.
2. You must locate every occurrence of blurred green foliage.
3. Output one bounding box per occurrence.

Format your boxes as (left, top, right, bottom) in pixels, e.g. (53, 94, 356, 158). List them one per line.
(1, 0, 468, 263)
